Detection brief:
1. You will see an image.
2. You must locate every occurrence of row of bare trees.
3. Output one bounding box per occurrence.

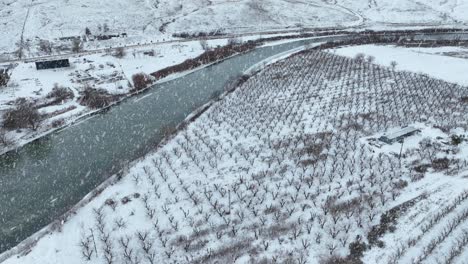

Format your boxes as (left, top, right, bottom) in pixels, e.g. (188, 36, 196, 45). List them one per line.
(77, 49, 468, 263)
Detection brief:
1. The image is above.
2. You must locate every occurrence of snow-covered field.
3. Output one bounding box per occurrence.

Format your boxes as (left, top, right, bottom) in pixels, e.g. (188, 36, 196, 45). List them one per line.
(2, 0, 468, 57)
(332, 45, 468, 86)
(3, 48, 467, 264)
(0, 38, 231, 154)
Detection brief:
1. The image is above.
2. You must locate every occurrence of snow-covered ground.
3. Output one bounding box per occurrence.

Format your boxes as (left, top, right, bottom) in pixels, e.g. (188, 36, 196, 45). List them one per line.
(332, 45, 468, 86)
(0, 0, 361, 57)
(2, 0, 468, 58)
(0, 38, 231, 154)
(2, 48, 467, 264)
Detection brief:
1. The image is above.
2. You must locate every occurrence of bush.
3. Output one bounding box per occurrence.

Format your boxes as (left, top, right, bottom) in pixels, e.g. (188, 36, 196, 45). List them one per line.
(71, 38, 83, 53)
(227, 37, 242, 46)
(432, 157, 450, 171)
(114, 47, 126, 58)
(354, 53, 365, 63)
(199, 40, 209, 51)
(51, 119, 65, 128)
(3, 99, 41, 130)
(451, 135, 463, 145)
(132, 73, 152, 91)
(39, 40, 52, 54)
(348, 240, 367, 260)
(79, 87, 112, 109)
(0, 69, 10, 87)
(47, 84, 74, 102)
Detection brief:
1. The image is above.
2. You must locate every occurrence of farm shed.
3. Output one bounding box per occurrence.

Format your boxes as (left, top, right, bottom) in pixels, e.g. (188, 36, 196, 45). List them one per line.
(35, 59, 70, 70)
(379, 126, 420, 144)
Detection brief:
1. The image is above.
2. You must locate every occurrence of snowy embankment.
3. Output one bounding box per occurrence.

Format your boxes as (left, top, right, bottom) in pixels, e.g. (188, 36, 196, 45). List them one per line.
(2, 47, 468, 264)
(331, 44, 468, 86)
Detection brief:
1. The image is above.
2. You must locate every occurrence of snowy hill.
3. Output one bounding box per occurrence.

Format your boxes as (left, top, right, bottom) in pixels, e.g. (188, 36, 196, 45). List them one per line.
(1, 0, 468, 55)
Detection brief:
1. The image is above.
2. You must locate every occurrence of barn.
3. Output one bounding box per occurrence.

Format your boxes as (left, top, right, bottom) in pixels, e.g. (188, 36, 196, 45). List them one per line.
(35, 59, 70, 70)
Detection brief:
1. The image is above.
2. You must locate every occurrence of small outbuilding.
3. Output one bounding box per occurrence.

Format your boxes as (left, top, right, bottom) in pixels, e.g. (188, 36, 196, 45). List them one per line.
(379, 126, 420, 144)
(35, 59, 70, 70)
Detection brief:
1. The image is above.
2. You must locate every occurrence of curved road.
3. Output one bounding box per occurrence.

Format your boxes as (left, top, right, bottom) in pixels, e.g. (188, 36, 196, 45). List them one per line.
(1, 31, 468, 256)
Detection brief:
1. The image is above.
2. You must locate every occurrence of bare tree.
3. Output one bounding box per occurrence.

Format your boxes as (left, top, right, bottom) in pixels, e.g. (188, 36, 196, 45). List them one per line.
(199, 40, 209, 51)
(47, 83, 74, 102)
(132, 73, 152, 91)
(3, 98, 41, 130)
(0, 68, 10, 87)
(79, 86, 112, 109)
(114, 47, 126, 58)
(72, 38, 83, 53)
(39, 40, 53, 54)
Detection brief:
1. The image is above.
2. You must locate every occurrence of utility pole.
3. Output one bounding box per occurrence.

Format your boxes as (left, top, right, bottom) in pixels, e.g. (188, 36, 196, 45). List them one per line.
(398, 138, 404, 167)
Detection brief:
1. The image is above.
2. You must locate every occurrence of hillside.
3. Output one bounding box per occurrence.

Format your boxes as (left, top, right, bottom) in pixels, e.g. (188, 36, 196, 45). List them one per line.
(1, 0, 468, 56)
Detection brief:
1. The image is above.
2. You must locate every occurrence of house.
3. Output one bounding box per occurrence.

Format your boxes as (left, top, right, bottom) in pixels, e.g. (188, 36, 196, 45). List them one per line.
(379, 126, 420, 144)
(35, 59, 70, 70)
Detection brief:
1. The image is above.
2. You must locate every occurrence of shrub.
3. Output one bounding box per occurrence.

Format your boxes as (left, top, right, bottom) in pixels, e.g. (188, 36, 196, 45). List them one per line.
(132, 73, 152, 91)
(451, 135, 463, 145)
(114, 47, 126, 58)
(199, 40, 209, 51)
(348, 240, 367, 260)
(354, 53, 365, 63)
(79, 87, 112, 108)
(39, 40, 53, 54)
(47, 84, 74, 102)
(414, 164, 430, 173)
(3, 99, 41, 130)
(71, 38, 83, 53)
(0, 69, 10, 87)
(227, 37, 242, 46)
(432, 157, 450, 171)
(51, 119, 65, 128)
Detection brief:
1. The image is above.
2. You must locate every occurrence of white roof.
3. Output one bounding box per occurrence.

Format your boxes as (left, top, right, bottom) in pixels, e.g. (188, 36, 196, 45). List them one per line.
(385, 126, 419, 140)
